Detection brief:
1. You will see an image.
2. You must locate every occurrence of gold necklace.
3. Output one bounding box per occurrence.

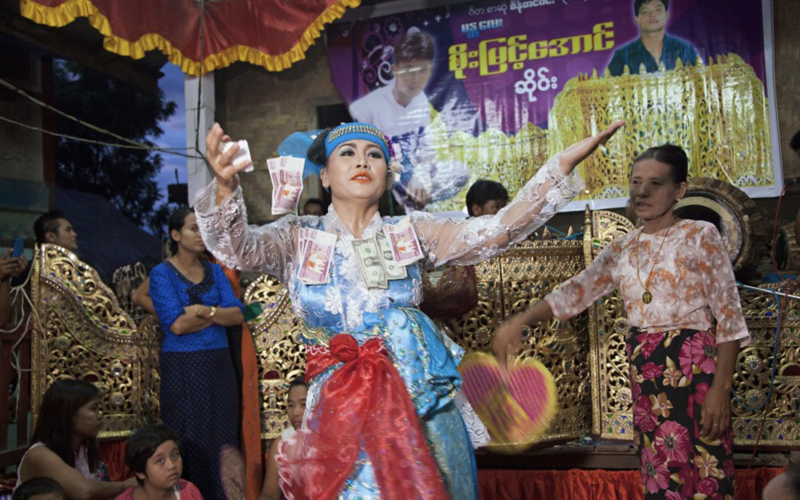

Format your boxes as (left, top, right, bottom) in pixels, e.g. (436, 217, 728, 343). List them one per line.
(635, 222, 674, 304)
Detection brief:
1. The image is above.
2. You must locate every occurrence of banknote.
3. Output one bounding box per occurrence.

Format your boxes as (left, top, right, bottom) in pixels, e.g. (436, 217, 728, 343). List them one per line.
(376, 232, 407, 281)
(267, 157, 305, 215)
(297, 229, 336, 285)
(352, 236, 388, 289)
(383, 217, 423, 266)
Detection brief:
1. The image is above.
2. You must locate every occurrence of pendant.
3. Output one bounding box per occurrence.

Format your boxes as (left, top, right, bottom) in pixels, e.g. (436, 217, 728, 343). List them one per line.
(642, 290, 653, 304)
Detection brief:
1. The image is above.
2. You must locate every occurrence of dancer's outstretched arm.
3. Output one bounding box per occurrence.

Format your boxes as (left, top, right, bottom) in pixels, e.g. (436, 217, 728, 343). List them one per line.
(412, 121, 624, 267)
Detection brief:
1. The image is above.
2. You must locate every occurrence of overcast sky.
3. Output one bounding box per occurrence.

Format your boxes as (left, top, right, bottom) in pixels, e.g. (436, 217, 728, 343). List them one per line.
(153, 63, 186, 204)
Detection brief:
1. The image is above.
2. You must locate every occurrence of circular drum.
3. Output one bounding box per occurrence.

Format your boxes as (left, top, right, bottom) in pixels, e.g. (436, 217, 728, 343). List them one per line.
(774, 223, 800, 271)
(673, 177, 765, 278)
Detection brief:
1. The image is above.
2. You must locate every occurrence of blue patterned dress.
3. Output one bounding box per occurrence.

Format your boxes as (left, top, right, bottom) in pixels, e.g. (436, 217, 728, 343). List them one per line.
(195, 154, 582, 499)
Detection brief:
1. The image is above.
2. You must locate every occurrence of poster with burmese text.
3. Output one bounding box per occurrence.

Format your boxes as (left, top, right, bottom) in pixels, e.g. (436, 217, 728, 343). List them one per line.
(326, 0, 779, 212)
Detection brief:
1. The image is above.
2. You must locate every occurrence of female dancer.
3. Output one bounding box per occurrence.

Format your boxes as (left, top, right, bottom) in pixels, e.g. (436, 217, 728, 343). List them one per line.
(149, 207, 244, 499)
(493, 144, 749, 498)
(198, 120, 622, 499)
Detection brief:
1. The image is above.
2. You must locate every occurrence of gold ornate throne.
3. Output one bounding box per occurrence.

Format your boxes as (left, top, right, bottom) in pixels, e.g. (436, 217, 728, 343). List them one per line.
(30, 244, 160, 437)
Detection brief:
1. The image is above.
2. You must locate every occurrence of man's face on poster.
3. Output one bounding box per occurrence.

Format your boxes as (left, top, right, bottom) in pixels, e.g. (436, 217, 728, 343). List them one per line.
(636, 0, 668, 34)
(393, 59, 433, 98)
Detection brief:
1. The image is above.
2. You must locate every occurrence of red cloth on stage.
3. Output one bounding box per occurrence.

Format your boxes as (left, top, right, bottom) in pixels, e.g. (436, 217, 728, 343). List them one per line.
(279, 334, 447, 500)
(477, 467, 785, 500)
(20, 0, 361, 75)
(99, 440, 129, 482)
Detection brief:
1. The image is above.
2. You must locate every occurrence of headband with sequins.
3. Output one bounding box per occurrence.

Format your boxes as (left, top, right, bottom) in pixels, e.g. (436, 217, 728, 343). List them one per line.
(324, 122, 393, 163)
(277, 122, 401, 183)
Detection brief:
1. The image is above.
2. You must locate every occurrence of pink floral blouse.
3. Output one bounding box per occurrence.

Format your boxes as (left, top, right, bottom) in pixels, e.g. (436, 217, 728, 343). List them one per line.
(545, 219, 750, 346)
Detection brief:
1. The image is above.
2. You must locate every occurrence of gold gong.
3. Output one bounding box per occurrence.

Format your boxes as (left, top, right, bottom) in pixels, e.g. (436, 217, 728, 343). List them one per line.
(674, 177, 765, 277)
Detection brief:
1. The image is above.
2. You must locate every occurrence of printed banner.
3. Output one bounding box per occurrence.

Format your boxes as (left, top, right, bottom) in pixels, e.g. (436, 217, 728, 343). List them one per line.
(326, 0, 780, 212)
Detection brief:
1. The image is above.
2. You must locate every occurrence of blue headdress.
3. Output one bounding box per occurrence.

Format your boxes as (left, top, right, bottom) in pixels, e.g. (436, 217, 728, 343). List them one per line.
(277, 122, 401, 184)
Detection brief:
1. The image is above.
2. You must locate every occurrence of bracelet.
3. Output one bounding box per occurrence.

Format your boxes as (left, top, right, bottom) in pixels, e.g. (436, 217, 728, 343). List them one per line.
(194, 305, 200, 317)
(209, 306, 217, 318)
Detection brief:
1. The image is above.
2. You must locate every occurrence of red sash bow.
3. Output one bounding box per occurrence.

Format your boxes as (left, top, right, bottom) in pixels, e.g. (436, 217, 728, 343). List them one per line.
(280, 334, 448, 500)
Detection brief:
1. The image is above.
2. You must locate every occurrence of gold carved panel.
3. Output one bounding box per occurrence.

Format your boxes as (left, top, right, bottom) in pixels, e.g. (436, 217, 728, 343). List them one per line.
(731, 282, 800, 446)
(585, 210, 637, 440)
(30, 244, 161, 438)
(244, 274, 305, 439)
(548, 54, 774, 200)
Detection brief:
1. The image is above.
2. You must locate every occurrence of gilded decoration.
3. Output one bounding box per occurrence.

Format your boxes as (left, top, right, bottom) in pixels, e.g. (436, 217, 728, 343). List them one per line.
(548, 54, 773, 199)
(30, 244, 161, 438)
(426, 115, 548, 213)
(243, 274, 306, 439)
(585, 210, 637, 440)
(731, 281, 800, 446)
(428, 54, 772, 212)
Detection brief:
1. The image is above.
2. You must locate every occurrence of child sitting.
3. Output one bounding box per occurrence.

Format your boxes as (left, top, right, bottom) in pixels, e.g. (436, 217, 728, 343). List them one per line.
(116, 425, 202, 500)
(12, 477, 65, 500)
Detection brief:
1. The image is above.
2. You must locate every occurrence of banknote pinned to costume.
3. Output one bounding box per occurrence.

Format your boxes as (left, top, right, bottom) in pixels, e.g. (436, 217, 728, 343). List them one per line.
(383, 217, 424, 266)
(297, 228, 337, 285)
(351, 217, 422, 289)
(352, 236, 388, 289)
(267, 156, 305, 215)
(376, 232, 408, 281)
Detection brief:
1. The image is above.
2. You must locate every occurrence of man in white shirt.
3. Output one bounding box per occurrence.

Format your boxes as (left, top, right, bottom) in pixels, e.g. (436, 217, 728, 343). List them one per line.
(349, 30, 445, 210)
(349, 30, 434, 138)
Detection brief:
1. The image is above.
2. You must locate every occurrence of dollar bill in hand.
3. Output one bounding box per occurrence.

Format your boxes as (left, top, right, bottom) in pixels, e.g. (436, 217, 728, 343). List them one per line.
(376, 232, 407, 281)
(383, 217, 424, 266)
(267, 157, 305, 215)
(298, 229, 336, 285)
(352, 236, 388, 289)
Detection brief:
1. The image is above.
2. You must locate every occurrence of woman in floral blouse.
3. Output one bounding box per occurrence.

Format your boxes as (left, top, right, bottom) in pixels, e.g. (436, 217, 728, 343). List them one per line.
(493, 144, 750, 499)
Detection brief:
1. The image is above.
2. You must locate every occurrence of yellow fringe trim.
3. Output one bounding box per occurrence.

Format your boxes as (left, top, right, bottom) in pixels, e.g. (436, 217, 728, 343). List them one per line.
(20, 0, 361, 76)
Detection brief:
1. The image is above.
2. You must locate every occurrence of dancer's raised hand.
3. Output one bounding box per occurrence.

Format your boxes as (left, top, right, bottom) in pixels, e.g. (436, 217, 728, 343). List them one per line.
(558, 120, 625, 175)
(205, 123, 252, 200)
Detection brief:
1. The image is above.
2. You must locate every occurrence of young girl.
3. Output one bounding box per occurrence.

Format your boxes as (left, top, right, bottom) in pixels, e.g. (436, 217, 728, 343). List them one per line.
(116, 424, 202, 500)
(260, 377, 308, 500)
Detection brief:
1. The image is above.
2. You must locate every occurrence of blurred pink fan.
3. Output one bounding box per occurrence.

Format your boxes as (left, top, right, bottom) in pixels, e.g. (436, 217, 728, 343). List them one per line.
(459, 352, 557, 453)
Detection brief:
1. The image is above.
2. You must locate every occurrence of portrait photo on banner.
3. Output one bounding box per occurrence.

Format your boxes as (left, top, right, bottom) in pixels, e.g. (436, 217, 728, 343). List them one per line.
(326, 0, 782, 213)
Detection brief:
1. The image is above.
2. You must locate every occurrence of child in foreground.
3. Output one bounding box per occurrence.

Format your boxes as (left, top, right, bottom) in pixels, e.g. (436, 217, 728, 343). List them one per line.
(116, 424, 203, 500)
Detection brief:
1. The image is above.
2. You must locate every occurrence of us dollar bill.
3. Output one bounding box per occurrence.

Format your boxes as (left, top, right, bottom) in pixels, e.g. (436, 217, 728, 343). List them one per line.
(352, 236, 388, 289)
(376, 232, 407, 281)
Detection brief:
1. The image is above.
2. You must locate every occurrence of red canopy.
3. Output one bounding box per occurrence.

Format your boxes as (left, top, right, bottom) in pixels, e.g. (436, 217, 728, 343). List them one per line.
(20, 0, 361, 75)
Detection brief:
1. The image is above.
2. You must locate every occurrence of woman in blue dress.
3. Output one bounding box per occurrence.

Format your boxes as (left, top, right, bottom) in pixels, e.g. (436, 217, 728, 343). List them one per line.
(149, 207, 245, 499)
(197, 121, 623, 500)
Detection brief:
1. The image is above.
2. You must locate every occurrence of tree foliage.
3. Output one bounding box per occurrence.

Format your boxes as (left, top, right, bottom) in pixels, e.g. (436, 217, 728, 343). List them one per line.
(53, 60, 177, 233)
